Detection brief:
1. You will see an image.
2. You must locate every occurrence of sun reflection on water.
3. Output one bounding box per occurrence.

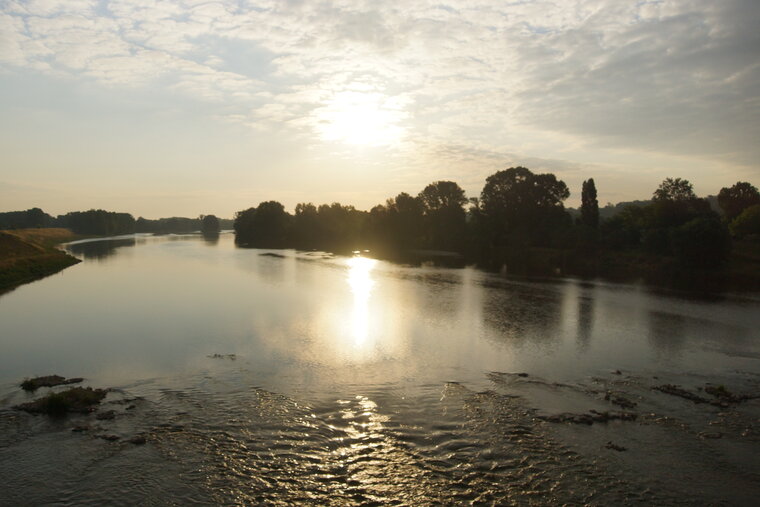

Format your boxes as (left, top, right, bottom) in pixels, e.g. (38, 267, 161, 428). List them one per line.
(346, 257, 377, 347)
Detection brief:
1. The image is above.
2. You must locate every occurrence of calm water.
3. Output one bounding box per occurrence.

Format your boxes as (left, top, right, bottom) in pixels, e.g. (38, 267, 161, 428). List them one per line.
(1, 233, 759, 505)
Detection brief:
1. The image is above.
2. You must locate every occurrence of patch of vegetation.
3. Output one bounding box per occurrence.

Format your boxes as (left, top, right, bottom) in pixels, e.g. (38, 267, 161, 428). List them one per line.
(0, 229, 81, 293)
(20, 375, 83, 391)
(15, 387, 107, 416)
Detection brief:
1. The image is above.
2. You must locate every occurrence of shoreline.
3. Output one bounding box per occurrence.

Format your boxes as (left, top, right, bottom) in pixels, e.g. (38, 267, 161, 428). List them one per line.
(0, 228, 82, 294)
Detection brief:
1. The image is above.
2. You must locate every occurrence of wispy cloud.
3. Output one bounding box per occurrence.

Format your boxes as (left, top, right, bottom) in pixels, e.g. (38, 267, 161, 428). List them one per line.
(1, 0, 758, 210)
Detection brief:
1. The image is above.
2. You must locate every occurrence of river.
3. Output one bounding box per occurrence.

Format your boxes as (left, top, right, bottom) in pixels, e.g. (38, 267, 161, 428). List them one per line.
(1, 233, 759, 505)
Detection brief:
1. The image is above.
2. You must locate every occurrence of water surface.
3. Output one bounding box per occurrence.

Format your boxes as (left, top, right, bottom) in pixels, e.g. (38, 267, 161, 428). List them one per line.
(1, 234, 759, 505)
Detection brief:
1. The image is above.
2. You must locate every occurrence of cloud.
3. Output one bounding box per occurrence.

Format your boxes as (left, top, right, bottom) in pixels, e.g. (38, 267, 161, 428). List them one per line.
(1, 0, 758, 195)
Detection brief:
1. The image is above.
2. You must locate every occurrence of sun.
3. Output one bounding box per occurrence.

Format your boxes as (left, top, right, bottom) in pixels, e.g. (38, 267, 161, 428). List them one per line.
(314, 89, 408, 146)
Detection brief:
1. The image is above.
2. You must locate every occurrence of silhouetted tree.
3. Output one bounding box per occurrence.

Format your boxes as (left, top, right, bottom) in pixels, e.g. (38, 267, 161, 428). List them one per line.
(647, 178, 712, 236)
(480, 167, 570, 247)
(718, 182, 760, 221)
(580, 179, 599, 228)
(57, 209, 135, 236)
(135, 216, 202, 233)
(292, 203, 320, 249)
(418, 181, 467, 251)
(200, 215, 220, 234)
(652, 177, 696, 202)
(384, 192, 424, 251)
(671, 217, 731, 269)
(234, 201, 290, 247)
(315, 203, 366, 252)
(0, 208, 54, 229)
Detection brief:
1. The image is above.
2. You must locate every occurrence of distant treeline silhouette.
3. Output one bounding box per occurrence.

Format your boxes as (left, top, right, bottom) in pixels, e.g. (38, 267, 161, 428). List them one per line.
(233, 168, 760, 284)
(0, 209, 231, 236)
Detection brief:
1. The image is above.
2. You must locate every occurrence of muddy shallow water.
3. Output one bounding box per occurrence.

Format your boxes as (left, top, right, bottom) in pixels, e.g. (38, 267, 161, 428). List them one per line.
(1, 233, 759, 505)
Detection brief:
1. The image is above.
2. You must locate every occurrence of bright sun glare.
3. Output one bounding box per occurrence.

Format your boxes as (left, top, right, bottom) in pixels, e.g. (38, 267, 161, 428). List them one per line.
(316, 90, 407, 146)
(346, 256, 377, 346)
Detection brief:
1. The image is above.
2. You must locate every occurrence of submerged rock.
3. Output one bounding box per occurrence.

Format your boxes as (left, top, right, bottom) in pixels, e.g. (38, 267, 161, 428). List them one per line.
(538, 410, 637, 425)
(128, 435, 147, 445)
(95, 410, 116, 421)
(15, 387, 107, 416)
(605, 441, 627, 452)
(653, 383, 758, 407)
(20, 375, 83, 391)
(704, 384, 757, 404)
(652, 384, 710, 404)
(208, 353, 236, 360)
(604, 391, 637, 409)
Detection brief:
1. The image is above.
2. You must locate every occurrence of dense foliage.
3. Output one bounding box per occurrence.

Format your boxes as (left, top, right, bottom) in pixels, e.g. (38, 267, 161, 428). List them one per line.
(1, 209, 233, 235)
(229, 171, 760, 288)
(718, 182, 760, 221)
(3, 170, 755, 287)
(232, 169, 750, 284)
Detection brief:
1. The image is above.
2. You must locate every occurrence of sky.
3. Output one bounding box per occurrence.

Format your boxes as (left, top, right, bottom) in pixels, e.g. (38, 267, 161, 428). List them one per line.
(1, 0, 759, 219)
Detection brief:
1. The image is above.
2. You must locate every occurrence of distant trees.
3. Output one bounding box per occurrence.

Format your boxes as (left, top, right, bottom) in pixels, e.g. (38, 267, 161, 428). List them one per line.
(580, 179, 599, 228)
(201, 215, 220, 234)
(365, 193, 424, 255)
(718, 182, 760, 222)
(653, 177, 696, 202)
(418, 181, 467, 251)
(234, 201, 291, 247)
(136, 216, 199, 234)
(595, 177, 731, 268)
(57, 210, 135, 236)
(0, 208, 55, 229)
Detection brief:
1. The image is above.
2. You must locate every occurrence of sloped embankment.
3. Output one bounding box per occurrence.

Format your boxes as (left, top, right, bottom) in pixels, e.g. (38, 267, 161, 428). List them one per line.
(0, 229, 81, 292)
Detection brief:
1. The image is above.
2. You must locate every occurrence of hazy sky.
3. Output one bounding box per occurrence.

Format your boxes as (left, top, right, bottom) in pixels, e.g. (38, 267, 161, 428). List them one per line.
(1, 0, 759, 218)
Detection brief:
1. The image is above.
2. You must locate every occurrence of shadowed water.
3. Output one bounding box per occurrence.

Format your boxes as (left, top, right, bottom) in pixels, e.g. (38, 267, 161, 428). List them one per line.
(1, 233, 759, 505)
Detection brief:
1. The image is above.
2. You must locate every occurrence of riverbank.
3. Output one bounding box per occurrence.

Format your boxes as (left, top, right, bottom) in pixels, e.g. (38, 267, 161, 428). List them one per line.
(0, 228, 81, 293)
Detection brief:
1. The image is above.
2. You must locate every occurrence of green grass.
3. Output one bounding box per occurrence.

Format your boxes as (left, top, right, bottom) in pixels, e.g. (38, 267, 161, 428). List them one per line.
(0, 229, 81, 293)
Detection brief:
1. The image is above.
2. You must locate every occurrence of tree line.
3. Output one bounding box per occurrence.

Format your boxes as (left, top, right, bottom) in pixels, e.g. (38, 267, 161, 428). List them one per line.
(234, 168, 760, 279)
(0, 209, 229, 236)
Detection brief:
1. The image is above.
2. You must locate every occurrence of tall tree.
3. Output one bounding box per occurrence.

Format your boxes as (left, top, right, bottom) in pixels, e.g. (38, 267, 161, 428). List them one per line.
(652, 177, 696, 202)
(234, 201, 290, 247)
(200, 214, 220, 234)
(480, 167, 569, 246)
(717, 182, 760, 221)
(580, 178, 599, 228)
(418, 181, 468, 251)
(418, 181, 468, 211)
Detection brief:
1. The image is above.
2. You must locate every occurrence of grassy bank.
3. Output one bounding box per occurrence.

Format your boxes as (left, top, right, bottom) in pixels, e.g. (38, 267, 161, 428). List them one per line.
(0, 228, 81, 293)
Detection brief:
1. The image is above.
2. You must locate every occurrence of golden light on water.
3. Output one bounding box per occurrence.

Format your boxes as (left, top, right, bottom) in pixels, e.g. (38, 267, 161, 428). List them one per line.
(346, 256, 377, 347)
(315, 90, 407, 146)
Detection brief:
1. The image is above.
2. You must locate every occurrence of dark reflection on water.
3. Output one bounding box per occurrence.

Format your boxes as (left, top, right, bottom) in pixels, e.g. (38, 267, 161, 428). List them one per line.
(481, 282, 563, 347)
(201, 231, 220, 245)
(65, 237, 137, 260)
(1, 234, 760, 505)
(577, 292, 595, 351)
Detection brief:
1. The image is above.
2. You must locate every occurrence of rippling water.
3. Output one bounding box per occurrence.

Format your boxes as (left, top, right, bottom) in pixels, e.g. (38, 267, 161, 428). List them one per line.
(1, 233, 759, 505)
